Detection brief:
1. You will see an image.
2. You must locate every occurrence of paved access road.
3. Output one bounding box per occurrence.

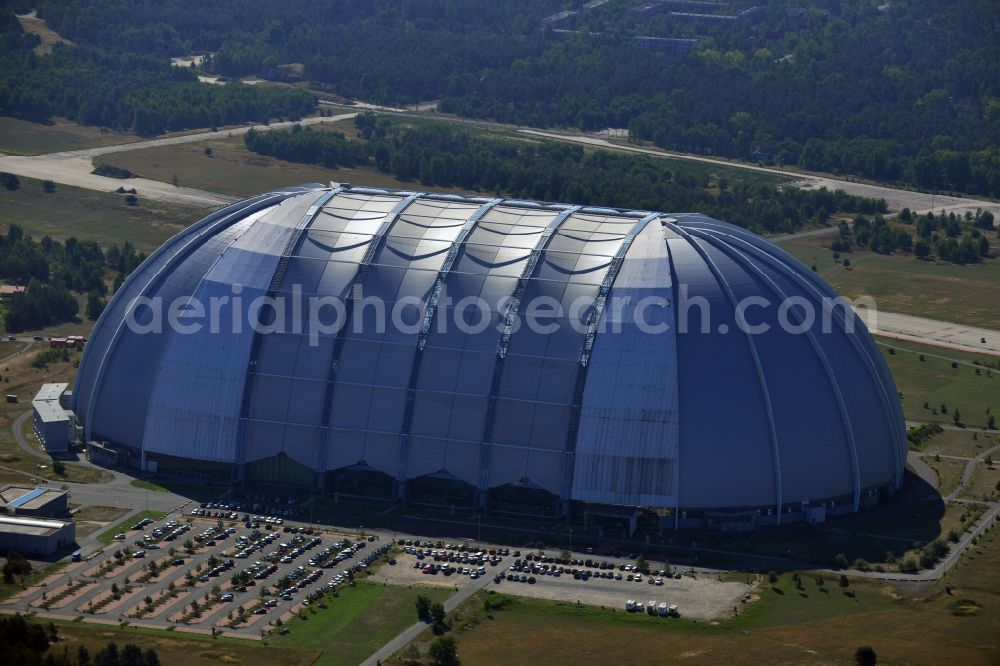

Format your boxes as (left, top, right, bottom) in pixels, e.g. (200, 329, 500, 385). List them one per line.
(0, 111, 358, 209)
(856, 310, 1000, 357)
(518, 129, 1000, 219)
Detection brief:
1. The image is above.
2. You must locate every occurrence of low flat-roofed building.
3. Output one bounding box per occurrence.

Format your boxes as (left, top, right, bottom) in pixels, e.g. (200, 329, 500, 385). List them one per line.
(0, 484, 69, 517)
(32, 383, 75, 453)
(0, 514, 75, 556)
(0, 285, 26, 301)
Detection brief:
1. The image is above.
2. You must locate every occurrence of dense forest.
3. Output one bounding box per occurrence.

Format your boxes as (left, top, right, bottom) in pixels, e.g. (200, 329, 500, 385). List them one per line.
(12, 0, 998, 197)
(0, 12, 315, 135)
(0, 222, 145, 332)
(246, 115, 884, 236)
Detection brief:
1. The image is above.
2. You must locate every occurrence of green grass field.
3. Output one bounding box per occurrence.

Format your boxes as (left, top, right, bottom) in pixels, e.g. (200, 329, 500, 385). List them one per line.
(90, 135, 480, 199)
(40, 620, 317, 666)
(129, 478, 171, 493)
(961, 462, 1000, 502)
(271, 581, 451, 666)
(784, 238, 1000, 329)
(0, 116, 138, 155)
(96, 510, 167, 545)
(415, 527, 1000, 665)
(0, 175, 198, 250)
(877, 338, 999, 428)
(927, 457, 969, 497)
(72, 505, 129, 538)
(915, 429, 998, 458)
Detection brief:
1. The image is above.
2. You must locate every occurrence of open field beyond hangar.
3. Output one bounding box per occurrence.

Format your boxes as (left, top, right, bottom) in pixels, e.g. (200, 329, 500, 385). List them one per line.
(0, 174, 198, 251)
(784, 236, 1000, 331)
(0, 117, 135, 156)
(876, 339, 999, 428)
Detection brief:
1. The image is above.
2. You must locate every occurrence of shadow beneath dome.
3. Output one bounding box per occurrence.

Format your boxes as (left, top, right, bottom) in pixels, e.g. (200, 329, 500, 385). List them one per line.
(662, 468, 952, 578)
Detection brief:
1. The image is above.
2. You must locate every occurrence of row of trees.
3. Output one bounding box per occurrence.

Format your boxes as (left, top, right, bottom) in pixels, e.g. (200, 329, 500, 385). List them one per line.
(248, 117, 884, 235)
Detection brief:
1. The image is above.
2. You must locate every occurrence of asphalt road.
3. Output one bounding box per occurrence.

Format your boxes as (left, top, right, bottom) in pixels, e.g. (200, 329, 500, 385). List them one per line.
(518, 129, 1000, 219)
(0, 111, 357, 209)
(857, 310, 1000, 357)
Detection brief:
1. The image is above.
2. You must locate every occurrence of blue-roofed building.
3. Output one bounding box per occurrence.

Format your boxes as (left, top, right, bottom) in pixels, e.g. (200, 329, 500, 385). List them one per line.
(0, 484, 69, 517)
(72, 185, 906, 529)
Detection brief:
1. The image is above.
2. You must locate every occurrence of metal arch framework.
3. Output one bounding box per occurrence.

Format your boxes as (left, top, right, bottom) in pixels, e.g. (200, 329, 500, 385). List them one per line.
(233, 188, 342, 477)
(560, 212, 662, 502)
(395, 198, 503, 499)
(666, 222, 785, 523)
(82, 191, 290, 443)
(476, 205, 582, 504)
(685, 227, 863, 512)
(660, 221, 683, 530)
(692, 222, 905, 489)
(314, 193, 424, 480)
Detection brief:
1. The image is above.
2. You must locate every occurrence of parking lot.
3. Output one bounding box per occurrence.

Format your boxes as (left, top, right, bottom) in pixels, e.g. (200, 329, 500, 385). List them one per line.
(2, 506, 389, 638)
(386, 545, 749, 621)
(377, 539, 509, 589)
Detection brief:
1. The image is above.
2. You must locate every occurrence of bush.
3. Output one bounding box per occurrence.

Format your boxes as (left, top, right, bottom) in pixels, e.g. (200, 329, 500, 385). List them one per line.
(428, 635, 459, 666)
(92, 164, 134, 179)
(0, 172, 20, 191)
(415, 594, 432, 621)
(855, 645, 877, 666)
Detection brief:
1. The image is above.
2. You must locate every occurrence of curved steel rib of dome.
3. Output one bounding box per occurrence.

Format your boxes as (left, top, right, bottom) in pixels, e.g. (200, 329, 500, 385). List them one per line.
(73, 184, 906, 528)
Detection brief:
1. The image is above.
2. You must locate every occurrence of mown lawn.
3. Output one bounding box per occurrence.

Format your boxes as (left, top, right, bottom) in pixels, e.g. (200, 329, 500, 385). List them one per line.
(783, 238, 1000, 330)
(878, 339, 999, 428)
(961, 461, 1000, 503)
(0, 175, 197, 250)
(270, 581, 451, 666)
(926, 457, 969, 497)
(0, 116, 137, 155)
(916, 429, 997, 458)
(39, 620, 317, 666)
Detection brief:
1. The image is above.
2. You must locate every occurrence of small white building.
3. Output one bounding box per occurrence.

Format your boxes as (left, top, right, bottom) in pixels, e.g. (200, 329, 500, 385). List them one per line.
(32, 383, 75, 454)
